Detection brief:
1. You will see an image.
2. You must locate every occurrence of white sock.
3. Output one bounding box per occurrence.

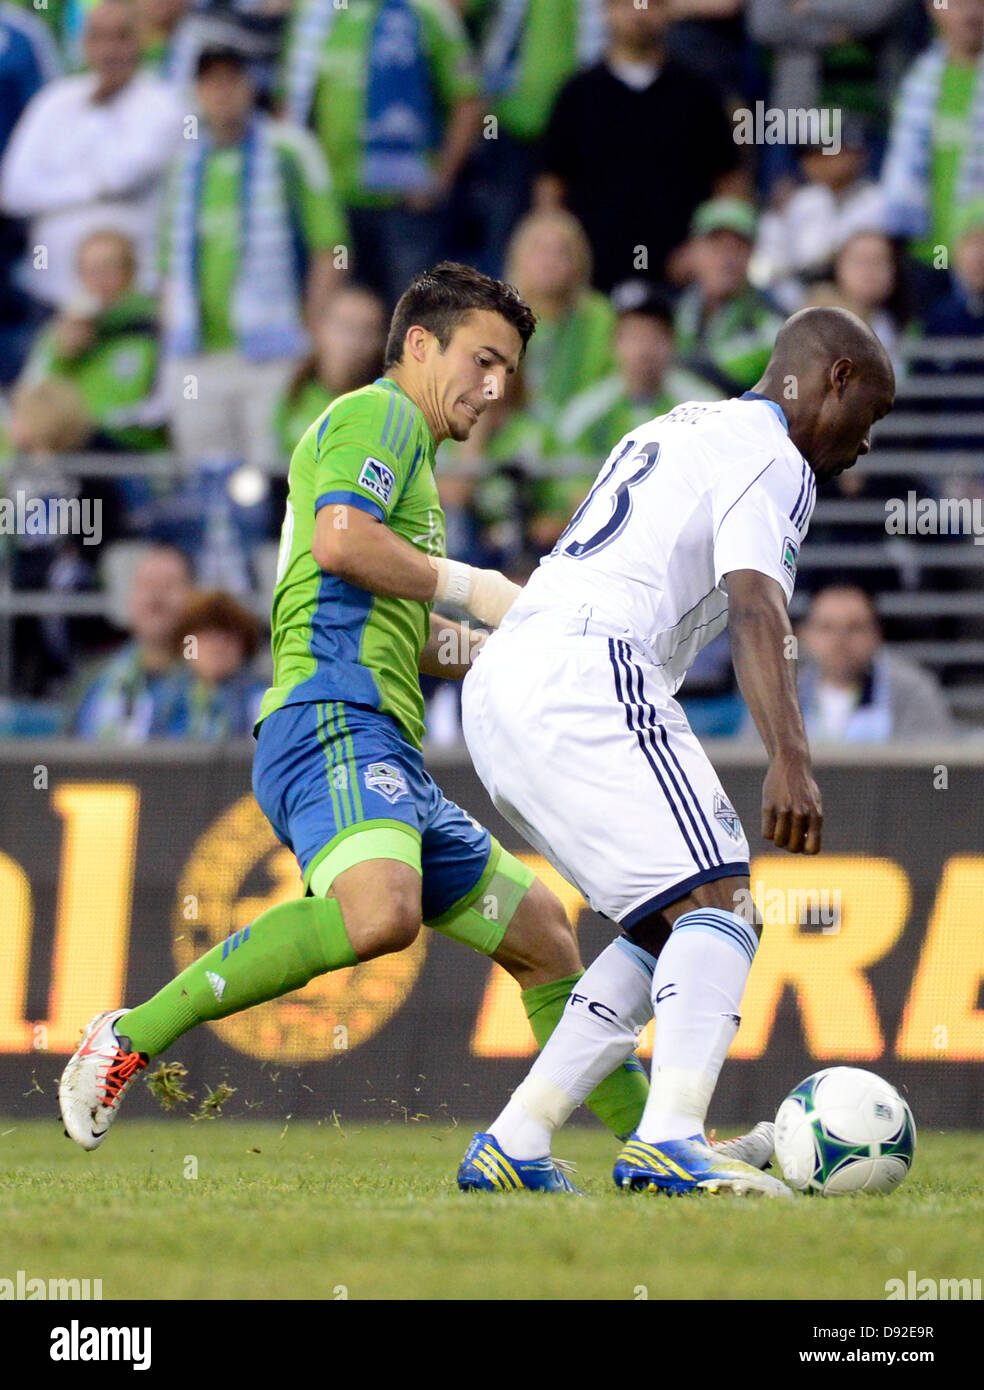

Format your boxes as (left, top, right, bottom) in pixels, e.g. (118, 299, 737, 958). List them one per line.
(637, 908, 758, 1144)
(490, 939, 656, 1159)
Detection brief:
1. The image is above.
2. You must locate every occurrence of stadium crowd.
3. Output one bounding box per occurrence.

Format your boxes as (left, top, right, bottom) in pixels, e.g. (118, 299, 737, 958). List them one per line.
(0, 0, 981, 742)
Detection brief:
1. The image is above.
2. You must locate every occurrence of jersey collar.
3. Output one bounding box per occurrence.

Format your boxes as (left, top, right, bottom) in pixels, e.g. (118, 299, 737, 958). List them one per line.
(740, 390, 789, 435)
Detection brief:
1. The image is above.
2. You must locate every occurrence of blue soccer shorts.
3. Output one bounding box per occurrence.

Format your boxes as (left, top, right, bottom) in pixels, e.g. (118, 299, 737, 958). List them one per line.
(252, 699, 534, 952)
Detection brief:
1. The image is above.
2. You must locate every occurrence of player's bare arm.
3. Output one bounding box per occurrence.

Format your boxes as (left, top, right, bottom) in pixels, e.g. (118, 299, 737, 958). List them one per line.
(726, 566, 823, 856)
(313, 501, 521, 624)
(312, 501, 438, 599)
(418, 613, 486, 679)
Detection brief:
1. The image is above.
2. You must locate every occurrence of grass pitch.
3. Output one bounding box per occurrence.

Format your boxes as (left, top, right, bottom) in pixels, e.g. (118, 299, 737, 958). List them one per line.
(1, 1118, 980, 1301)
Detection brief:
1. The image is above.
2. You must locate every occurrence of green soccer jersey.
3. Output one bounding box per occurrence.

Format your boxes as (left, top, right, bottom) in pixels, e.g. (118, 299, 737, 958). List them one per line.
(910, 59, 979, 267)
(160, 123, 347, 353)
(473, 0, 584, 143)
(521, 290, 616, 431)
(24, 292, 166, 450)
(257, 377, 445, 748)
(287, 0, 478, 208)
(674, 284, 783, 394)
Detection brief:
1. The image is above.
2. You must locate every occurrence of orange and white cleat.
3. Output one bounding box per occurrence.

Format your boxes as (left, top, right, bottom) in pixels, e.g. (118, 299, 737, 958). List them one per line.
(58, 1009, 147, 1151)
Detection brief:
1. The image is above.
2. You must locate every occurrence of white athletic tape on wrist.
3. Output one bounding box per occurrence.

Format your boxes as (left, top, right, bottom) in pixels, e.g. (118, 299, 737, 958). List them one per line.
(430, 556, 473, 608)
(469, 568, 521, 627)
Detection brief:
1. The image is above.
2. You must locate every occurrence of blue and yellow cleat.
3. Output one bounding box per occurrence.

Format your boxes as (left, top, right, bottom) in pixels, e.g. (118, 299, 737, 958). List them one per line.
(457, 1132, 580, 1193)
(614, 1132, 793, 1198)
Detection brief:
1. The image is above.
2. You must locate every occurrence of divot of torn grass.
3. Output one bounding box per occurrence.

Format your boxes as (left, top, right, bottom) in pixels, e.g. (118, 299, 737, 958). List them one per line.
(145, 1061, 194, 1111)
(192, 1084, 237, 1122)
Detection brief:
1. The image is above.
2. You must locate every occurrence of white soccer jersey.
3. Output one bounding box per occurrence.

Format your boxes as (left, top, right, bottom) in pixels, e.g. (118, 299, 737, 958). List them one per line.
(501, 394, 815, 693)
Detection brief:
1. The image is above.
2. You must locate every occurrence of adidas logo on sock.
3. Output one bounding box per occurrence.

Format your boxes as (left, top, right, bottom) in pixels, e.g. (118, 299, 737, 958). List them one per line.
(206, 971, 226, 1002)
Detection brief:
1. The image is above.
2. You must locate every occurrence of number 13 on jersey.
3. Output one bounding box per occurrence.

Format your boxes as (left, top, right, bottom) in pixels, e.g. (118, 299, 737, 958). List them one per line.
(555, 439, 661, 559)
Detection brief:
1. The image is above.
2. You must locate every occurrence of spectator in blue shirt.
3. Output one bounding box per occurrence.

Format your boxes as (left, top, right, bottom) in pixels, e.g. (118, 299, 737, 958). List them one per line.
(923, 198, 984, 336)
(69, 544, 194, 740)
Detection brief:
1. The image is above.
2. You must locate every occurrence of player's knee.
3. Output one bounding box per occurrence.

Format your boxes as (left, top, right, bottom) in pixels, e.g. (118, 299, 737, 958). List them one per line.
(357, 899, 421, 958)
(669, 876, 760, 935)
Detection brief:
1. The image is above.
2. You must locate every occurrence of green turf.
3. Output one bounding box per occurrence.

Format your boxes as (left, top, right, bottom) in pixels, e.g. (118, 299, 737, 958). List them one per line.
(1, 1117, 979, 1300)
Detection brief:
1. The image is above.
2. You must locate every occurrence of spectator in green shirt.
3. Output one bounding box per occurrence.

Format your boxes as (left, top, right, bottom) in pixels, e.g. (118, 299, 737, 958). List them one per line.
(504, 207, 615, 433)
(273, 283, 388, 458)
(21, 228, 167, 452)
(554, 280, 721, 462)
(881, 0, 984, 292)
(674, 197, 784, 394)
(282, 0, 481, 307)
(160, 41, 348, 473)
(466, 0, 605, 275)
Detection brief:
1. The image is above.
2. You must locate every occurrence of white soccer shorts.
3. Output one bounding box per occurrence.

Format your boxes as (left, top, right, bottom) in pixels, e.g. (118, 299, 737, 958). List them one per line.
(461, 626, 750, 927)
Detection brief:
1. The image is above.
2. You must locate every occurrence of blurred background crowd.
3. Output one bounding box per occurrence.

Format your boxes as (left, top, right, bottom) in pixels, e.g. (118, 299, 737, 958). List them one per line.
(2, 0, 983, 744)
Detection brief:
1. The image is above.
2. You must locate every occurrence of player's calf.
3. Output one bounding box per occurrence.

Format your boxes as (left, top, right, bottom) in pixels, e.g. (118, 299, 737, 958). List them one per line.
(491, 874, 581, 987)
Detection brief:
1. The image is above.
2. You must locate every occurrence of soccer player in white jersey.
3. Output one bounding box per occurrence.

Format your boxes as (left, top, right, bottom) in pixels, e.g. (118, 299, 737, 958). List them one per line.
(456, 306, 895, 1197)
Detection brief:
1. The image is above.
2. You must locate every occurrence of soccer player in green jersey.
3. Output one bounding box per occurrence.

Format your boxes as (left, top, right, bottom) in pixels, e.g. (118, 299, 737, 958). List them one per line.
(59, 263, 649, 1174)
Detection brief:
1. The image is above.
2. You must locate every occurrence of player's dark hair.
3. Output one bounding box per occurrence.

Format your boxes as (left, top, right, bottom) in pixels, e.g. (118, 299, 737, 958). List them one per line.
(384, 262, 536, 367)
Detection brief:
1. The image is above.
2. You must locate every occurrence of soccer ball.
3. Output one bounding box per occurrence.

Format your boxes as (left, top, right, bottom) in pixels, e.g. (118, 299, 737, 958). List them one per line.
(774, 1067, 916, 1195)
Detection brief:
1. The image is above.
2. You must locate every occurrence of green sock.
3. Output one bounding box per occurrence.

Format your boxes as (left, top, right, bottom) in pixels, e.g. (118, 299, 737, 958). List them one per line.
(522, 973, 649, 1141)
(123, 897, 357, 1058)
